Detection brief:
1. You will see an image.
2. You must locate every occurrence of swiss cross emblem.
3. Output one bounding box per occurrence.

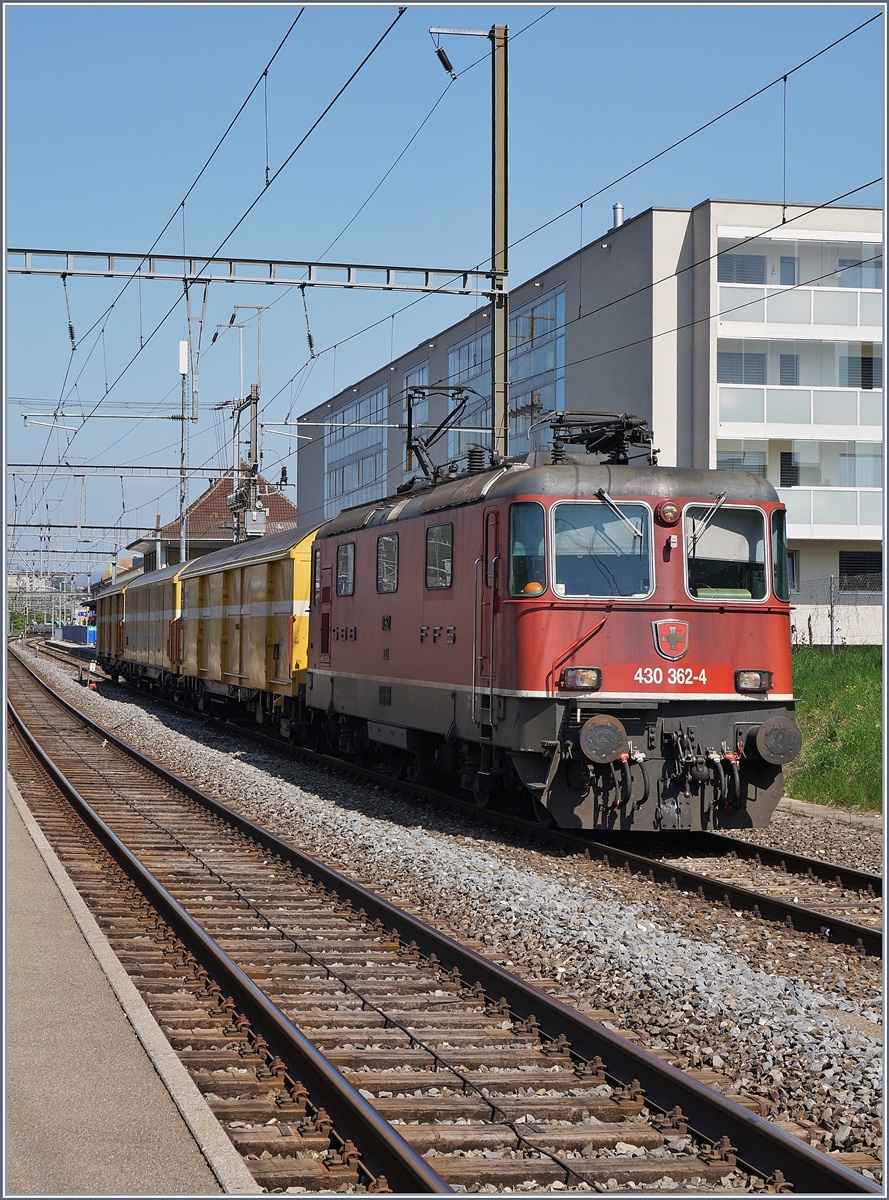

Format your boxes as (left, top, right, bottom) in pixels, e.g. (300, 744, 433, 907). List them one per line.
(653, 620, 689, 661)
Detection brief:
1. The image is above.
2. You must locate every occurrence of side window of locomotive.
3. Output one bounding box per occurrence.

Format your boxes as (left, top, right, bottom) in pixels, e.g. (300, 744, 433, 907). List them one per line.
(312, 546, 322, 607)
(336, 542, 355, 596)
(686, 506, 766, 600)
(426, 523, 453, 589)
(509, 502, 546, 596)
(377, 533, 398, 593)
(553, 502, 651, 598)
(770, 509, 790, 601)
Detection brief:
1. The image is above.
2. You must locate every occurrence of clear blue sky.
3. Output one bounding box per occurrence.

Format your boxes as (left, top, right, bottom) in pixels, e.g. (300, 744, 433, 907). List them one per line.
(4, 3, 884, 580)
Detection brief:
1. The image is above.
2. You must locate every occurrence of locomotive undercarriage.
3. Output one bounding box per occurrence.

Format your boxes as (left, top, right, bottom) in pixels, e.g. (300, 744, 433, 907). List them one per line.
(303, 672, 800, 832)
(507, 697, 799, 832)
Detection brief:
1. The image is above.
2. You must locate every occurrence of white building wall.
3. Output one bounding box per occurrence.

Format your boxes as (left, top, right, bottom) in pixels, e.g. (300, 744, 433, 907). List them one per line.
(296, 198, 882, 643)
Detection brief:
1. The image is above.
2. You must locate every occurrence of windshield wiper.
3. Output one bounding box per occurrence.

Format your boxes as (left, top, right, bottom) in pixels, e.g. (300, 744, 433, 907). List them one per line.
(688, 492, 727, 555)
(595, 488, 644, 541)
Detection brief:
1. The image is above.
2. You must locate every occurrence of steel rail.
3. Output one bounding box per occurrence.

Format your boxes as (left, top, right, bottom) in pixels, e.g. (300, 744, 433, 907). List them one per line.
(695, 831, 882, 897)
(28, 644, 884, 956)
(8, 658, 880, 1196)
(573, 832, 882, 957)
(7, 696, 452, 1195)
(28, 645, 883, 955)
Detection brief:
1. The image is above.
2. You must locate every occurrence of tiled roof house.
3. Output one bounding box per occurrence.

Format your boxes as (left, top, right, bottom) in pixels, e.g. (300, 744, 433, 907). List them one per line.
(126, 469, 299, 573)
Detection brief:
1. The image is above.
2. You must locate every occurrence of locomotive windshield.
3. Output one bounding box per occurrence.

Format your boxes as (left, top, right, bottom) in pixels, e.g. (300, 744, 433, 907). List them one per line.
(686, 505, 767, 600)
(552, 501, 652, 598)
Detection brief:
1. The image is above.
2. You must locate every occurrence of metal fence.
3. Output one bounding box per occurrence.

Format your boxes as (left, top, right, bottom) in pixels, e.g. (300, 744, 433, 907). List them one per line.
(791, 575, 883, 648)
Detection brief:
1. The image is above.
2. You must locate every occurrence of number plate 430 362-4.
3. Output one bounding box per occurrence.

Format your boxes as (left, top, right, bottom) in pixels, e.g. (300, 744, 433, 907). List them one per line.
(633, 666, 708, 686)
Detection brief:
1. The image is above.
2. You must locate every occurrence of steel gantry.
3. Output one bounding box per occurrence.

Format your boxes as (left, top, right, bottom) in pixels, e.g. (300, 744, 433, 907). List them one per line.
(6, 249, 495, 297)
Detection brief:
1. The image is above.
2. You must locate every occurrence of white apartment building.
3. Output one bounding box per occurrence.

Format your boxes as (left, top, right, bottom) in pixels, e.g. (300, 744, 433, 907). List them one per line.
(296, 198, 883, 644)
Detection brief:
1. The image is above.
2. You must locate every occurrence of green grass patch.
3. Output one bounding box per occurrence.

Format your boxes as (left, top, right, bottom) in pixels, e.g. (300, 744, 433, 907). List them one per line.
(785, 645, 883, 811)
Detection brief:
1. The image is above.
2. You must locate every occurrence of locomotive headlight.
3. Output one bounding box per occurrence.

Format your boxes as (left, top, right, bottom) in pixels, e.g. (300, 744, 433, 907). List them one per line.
(562, 667, 602, 691)
(735, 669, 773, 693)
(655, 500, 681, 525)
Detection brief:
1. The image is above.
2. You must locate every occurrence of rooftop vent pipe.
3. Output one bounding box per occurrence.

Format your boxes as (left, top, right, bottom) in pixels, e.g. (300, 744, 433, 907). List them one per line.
(612, 202, 624, 229)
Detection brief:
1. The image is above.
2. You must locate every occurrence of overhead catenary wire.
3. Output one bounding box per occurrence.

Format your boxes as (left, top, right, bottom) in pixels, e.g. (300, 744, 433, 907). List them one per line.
(254, 3, 882, 429)
(56, 6, 407, 444)
(11, 10, 308, 547)
(263, 173, 882, 519)
(510, 10, 883, 253)
(278, 175, 882, 428)
(13, 9, 881, 568)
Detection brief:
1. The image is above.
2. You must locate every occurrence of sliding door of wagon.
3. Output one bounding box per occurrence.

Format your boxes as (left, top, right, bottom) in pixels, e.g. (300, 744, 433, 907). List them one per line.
(473, 508, 500, 731)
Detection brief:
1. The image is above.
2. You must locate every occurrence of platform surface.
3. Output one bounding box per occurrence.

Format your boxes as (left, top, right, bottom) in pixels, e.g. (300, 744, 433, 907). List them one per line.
(5, 776, 257, 1195)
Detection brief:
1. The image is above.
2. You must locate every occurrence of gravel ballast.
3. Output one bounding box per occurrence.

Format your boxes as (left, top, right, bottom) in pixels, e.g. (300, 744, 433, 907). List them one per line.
(13, 647, 884, 1180)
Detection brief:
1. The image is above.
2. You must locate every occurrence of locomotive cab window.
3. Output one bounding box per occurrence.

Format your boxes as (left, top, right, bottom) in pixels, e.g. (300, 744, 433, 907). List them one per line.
(686, 505, 766, 600)
(377, 533, 398, 593)
(336, 542, 355, 596)
(552, 501, 652, 598)
(509, 502, 546, 595)
(426, 523, 452, 589)
(771, 509, 790, 602)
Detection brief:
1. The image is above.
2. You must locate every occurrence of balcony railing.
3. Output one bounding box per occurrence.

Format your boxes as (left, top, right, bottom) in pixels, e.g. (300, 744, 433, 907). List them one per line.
(718, 284, 882, 327)
(718, 386, 882, 428)
(778, 487, 883, 532)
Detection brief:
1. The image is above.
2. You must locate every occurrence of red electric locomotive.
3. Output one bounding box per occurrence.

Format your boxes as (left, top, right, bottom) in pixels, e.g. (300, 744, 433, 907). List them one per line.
(306, 414, 801, 832)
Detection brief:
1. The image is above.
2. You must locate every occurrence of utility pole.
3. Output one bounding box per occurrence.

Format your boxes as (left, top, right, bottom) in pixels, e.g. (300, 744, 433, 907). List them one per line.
(432, 24, 509, 461)
(490, 23, 509, 460)
(178, 339, 188, 565)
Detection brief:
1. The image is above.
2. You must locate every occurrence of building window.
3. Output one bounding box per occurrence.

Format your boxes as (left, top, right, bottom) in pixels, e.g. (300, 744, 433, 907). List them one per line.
(324, 384, 388, 516)
(779, 354, 800, 386)
(839, 446, 882, 487)
(336, 543, 355, 596)
(508, 286, 566, 455)
(447, 330, 491, 461)
(837, 254, 884, 288)
(717, 254, 767, 284)
(786, 549, 800, 594)
(426, 523, 453, 589)
(779, 256, 798, 285)
(717, 351, 766, 384)
(376, 534, 398, 593)
(717, 445, 767, 476)
(403, 363, 429, 477)
(839, 353, 883, 390)
(839, 550, 882, 593)
(780, 452, 799, 487)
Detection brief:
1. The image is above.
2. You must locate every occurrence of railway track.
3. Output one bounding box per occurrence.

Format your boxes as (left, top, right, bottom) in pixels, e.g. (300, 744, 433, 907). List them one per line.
(7, 651, 880, 1194)
(20, 640, 885, 957)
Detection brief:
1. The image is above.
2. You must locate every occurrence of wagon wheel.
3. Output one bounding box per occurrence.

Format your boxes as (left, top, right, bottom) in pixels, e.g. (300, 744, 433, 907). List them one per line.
(302, 723, 321, 753)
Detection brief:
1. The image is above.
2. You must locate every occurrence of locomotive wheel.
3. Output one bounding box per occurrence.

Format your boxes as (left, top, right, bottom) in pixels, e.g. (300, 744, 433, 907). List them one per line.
(531, 794, 555, 827)
(386, 747, 406, 779)
(468, 784, 490, 809)
(405, 753, 425, 784)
